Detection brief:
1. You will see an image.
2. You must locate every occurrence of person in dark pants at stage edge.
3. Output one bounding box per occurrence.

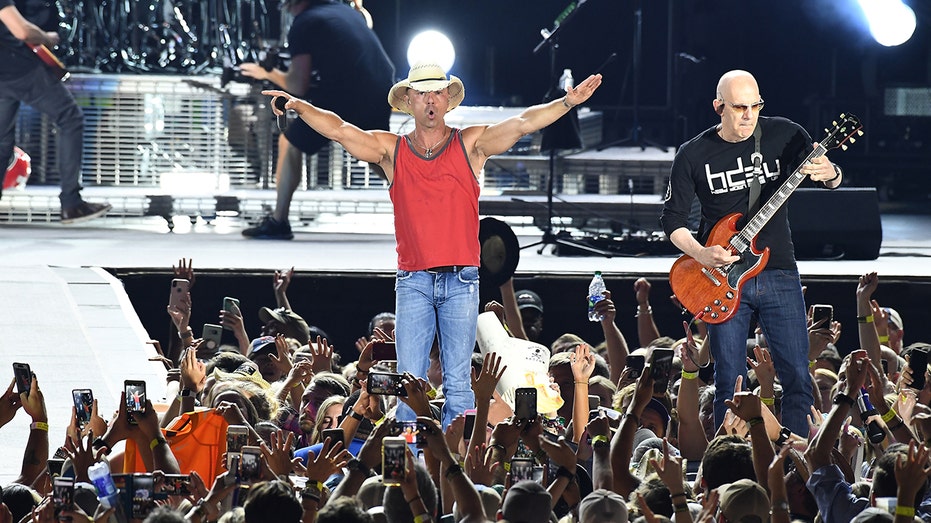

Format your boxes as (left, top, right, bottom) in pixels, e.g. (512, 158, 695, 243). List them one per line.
(0, 0, 111, 223)
(240, 0, 394, 240)
(660, 69, 843, 438)
(261, 62, 602, 427)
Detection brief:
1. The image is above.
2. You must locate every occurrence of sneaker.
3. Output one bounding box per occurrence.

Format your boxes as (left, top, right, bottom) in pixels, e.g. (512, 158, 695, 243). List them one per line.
(60, 201, 112, 224)
(242, 215, 293, 240)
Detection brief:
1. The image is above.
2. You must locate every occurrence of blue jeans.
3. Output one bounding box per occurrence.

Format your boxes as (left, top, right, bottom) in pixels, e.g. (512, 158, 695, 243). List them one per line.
(0, 66, 86, 207)
(394, 267, 479, 429)
(708, 269, 812, 436)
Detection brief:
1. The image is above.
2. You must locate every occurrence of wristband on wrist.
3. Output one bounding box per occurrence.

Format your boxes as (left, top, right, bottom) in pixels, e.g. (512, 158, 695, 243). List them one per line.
(881, 408, 897, 423)
(888, 419, 905, 431)
(857, 315, 874, 324)
(413, 515, 433, 523)
(747, 417, 765, 428)
(444, 462, 463, 480)
(350, 410, 364, 421)
(896, 506, 916, 518)
(760, 396, 775, 406)
(30, 421, 49, 432)
(374, 415, 386, 427)
(833, 393, 855, 407)
(150, 437, 166, 450)
(826, 164, 842, 182)
(591, 435, 609, 447)
(674, 503, 689, 514)
(878, 335, 890, 343)
(635, 306, 653, 318)
(809, 359, 817, 369)
(562, 97, 574, 109)
(681, 370, 699, 380)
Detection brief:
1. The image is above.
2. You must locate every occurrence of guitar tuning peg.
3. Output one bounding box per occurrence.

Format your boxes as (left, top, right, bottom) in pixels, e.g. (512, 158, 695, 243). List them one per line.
(841, 144, 848, 151)
(832, 120, 838, 126)
(849, 137, 856, 144)
(824, 128, 829, 133)
(858, 130, 864, 136)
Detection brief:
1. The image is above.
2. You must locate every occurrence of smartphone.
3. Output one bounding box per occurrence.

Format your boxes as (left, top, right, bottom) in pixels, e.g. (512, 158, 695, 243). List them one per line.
(47, 458, 66, 478)
(321, 428, 345, 451)
(908, 346, 929, 391)
(124, 380, 146, 425)
(224, 454, 241, 486)
(812, 304, 833, 327)
(52, 476, 74, 512)
(72, 388, 94, 429)
(625, 354, 645, 379)
(514, 387, 537, 422)
(168, 279, 189, 309)
(162, 474, 193, 496)
(463, 408, 477, 440)
(239, 446, 262, 485)
(371, 340, 397, 361)
(382, 436, 407, 486)
(588, 394, 600, 412)
(227, 425, 249, 453)
(202, 324, 223, 351)
(222, 297, 241, 330)
(13, 362, 31, 395)
(509, 457, 534, 483)
(367, 371, 407, 396)
(130, 473, 156, 519)
(650, 348, 674, 393)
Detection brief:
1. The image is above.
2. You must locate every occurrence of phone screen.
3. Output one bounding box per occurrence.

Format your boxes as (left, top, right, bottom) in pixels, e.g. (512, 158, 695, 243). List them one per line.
(203, 324, 223, 351)
(650, 348, 674, 393)
(239, 447, 262, 484)
(391, 421, 424, 448)
(13, 362, 31, 395)
(130, 474, 156, 519)
(371, 341, 397, 361)
(169, 279, 189, 309)
(72, 389, 93, 427)
(463, 409, 477, 439)
(382, 437, 406, 486)
(367, 372, 407, 396)
(321, 428, 345, 450)
(226, 425, 249, 454)
(909, 348, 929, 391)
(812, 304, 833, 326)
(514, 387, 537, 422)
(52, 477, 74, 512)
(162, 474, 192, 496)
(626, 354, 645, 379)
(124, 381, 146, 424)
(509, 458, 534, 483)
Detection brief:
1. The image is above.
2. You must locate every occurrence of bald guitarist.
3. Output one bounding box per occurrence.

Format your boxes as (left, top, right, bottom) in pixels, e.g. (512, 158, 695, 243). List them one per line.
(660, 70, 843, 438)
(0, 0, 110, 221)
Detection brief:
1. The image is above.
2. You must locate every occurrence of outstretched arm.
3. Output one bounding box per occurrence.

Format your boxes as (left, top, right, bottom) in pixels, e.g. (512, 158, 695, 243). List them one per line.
(468, 74, 602, 159)
(261, 89, 397, 172)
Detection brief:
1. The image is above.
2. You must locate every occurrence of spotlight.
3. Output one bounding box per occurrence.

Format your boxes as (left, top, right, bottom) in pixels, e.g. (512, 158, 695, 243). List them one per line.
(406, 30, 455, 72)
(858, 0, 916, 47)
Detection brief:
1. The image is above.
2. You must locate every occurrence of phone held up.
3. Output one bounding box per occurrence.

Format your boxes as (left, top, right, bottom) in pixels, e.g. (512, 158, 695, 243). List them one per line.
(812, 304, 834, 327)
(650, 348, 674, 393)
(371, 340, 397, 361)
(72, 388, 94, 429)
(367, 371, 408, 397)
(382, 436, 407, 486)
(13, 362, 31, 395)
(514, 387, 537, 423)
(908, 345, 930, 391)
(168, 278, 190, 309)
(124, 380, 146, 425)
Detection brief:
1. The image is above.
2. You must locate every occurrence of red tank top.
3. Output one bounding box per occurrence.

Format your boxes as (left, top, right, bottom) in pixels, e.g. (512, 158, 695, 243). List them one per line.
(389, 128, 481, 271)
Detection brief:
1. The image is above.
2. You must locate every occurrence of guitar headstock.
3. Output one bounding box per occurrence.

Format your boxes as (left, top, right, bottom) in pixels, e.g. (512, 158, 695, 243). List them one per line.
(821, 113, 864, 152)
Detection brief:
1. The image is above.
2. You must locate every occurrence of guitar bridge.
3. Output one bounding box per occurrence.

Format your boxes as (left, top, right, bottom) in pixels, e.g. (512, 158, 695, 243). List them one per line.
(700, 267, 722, 287)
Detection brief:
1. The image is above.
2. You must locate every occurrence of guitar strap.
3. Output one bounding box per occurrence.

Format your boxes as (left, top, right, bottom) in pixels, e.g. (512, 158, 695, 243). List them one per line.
(747, 124, 764, 215)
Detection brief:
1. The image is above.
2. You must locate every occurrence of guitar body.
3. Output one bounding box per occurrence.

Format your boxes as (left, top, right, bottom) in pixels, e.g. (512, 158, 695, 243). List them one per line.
(669, 213, 770, 324)
(28, 44, 69, 81)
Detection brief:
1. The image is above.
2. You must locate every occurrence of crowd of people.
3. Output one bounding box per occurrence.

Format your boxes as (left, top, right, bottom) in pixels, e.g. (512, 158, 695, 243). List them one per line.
(0, 258, 927, 523)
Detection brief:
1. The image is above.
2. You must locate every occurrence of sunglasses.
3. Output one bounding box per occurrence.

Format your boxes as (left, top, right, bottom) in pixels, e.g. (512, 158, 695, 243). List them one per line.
(718, 99, 765, 114)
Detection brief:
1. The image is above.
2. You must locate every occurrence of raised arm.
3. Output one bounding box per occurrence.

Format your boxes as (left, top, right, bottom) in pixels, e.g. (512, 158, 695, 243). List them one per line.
(594, 290, 629, 384)
(633, 278, 661, 347)
(261, 89, 397, 172)
(467, 74, 602, 160)
(855, 272, 882, 366)
(806, 350, 868, 471)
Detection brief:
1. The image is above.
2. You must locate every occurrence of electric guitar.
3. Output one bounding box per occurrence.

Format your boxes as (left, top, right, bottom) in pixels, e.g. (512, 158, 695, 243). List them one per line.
(28, 44, 69, 81)
(668, 114, 863, 324)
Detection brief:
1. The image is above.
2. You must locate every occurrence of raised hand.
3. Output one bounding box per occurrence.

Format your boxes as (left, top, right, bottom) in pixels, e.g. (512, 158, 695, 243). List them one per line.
(471, 352, 506, 404)
(172, 258, 195, 289)
(0, 379, 22, 429)
(465, 442, 499, 486)
(593, 290, 617, 324)
(166, 290, 192, 332)
(260, 429, 298, 477)
(748, 346, 776, 391)
(399, 374, 433, 418)
(268, 334, 294, 376)
(309, 335, 334, 374)
(724, 391, 762, 422)
(180, 348, 207, 393)
(634, 278, 651, 306)
(273, 267, 294, 297)
(570, 343, 596, 383)
(648, 438, 685, 494)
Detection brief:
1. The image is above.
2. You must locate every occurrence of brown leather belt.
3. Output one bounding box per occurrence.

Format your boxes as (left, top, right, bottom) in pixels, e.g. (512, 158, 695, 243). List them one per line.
(426, 265, 467, 273)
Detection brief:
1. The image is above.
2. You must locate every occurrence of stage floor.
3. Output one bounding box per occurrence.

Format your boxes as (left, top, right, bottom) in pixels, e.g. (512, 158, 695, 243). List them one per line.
(0, 190, 929, 278)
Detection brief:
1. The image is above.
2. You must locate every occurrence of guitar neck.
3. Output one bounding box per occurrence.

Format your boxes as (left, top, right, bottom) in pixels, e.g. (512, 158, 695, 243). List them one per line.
(731, 144, 827, 252)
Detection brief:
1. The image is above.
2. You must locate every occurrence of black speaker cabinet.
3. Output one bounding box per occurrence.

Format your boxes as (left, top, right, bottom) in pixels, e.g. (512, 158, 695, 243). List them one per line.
(787, 187, 882, 260)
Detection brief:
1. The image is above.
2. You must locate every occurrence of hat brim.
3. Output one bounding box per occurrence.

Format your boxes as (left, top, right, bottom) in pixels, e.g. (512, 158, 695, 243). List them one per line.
(388, 75, 465, 115)
(478, 217, 520, 288)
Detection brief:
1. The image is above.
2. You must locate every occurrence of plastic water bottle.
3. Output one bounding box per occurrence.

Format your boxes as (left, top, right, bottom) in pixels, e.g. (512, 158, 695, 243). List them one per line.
(87, 461, 118, 509)
(559, 68, 574, 92)
(587, 271, 606, 322)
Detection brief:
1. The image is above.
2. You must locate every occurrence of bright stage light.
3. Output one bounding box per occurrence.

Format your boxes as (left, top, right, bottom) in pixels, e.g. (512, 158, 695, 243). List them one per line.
(406, 30, 455, 72)
(858, 0, 917, 47)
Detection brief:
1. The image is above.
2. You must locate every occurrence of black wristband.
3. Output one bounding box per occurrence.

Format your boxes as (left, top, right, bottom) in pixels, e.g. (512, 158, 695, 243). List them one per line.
(833, 393, 855, 407)
(555, 465, 576, 482)
(444, 462, 463, 480)
(92, 437, 112, 456)
(350, 410, 364, 421)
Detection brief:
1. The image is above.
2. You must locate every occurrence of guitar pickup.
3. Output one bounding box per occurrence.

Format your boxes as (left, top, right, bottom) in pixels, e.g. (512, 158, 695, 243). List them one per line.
(701, 268, 722, 286)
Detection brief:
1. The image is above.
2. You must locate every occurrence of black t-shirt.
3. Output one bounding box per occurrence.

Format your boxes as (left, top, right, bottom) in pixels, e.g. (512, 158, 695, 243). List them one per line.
(288, 0, 394, 111)
(0, 0, 43, 78)
(661, 116, 828, 270)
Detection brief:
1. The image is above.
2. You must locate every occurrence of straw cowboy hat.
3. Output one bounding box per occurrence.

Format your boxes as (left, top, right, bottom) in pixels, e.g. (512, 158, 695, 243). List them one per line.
(388, 61, 465, 114)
